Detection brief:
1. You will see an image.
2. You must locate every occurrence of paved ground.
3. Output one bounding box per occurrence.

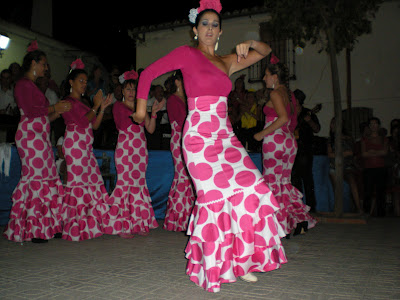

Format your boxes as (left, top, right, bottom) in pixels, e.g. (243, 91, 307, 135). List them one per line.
(1, 217, 399, 300)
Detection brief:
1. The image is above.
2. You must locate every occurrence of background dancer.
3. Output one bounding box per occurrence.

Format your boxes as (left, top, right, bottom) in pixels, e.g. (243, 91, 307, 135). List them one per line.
(105, 70, 160, 237)
(164, 70, 196, 231)
(254, 58, 316, 238)
(61, 59, 112, 241)
(4, 41, 71, 243)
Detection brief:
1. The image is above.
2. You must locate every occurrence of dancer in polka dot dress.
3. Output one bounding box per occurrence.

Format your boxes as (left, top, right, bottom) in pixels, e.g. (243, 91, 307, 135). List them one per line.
(3, 45, 72, 243)
(164, 71, 196, 231)
(103, 70, 160, 237)
(134, 2, 287, 292)
(254, 59, 317, 237)
(61, 61, 113, 241)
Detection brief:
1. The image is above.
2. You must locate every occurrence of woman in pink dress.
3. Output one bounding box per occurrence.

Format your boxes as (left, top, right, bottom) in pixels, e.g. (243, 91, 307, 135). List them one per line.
(132, 1, 287, 292)
(254, 58, 316, 238)
(3, 44, 71, 243)
(164, 70, 196, 231)
(61, 60, 113, 241)
(104, 70, 160, 237)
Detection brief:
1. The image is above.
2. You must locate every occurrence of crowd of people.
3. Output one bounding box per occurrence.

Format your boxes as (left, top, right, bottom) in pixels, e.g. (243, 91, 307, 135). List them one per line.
(1, 0, 399, 293)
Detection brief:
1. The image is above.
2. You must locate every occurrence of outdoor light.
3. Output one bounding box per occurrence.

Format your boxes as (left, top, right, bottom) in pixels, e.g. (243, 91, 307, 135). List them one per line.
(0, 34, 10, 58)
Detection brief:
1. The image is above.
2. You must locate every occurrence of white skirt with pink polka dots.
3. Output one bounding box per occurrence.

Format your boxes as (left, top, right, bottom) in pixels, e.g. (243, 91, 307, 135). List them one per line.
(163, 121, 195, 231)
(3, 116, 64, 242)
(182, 96, 287, 292)
(61, 124, 111, 241)
(103, 124, 158, 235)
(262, 119, 317, 234)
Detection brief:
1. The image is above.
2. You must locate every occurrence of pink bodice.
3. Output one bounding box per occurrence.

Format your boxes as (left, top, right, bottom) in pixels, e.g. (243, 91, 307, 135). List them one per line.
(137, 46, 232, 100)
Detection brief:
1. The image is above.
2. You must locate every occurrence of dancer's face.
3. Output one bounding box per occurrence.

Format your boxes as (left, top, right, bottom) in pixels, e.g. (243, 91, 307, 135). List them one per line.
(193, 11, 222, 47)
(123, 83, 136, 102)
(263, 69, 276, 89)
(70, 73, 88, 95)
(33, 57, 48, 78)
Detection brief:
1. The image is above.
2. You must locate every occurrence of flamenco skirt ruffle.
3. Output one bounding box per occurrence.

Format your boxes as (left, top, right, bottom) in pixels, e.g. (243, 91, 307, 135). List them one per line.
(3, 179, 64, 242)
(61, 184, 109, 241)
(163, 178, 195, 231)
(104, 185, 158, 235)
(185, 180, 287, 293)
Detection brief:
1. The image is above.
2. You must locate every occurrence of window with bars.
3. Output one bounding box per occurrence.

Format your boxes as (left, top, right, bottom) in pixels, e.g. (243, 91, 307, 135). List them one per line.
(248, 22, 296, 83)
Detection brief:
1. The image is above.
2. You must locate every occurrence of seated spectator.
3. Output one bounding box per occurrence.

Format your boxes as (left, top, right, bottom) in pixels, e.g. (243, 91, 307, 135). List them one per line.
(146, 84, 169, 149)
(45, 64, 60, 98)
(8, 62, 22, 88)
(0, 69, 18, 142)
(240, 90, 261, 152)
(388, 121, 400, 216)
(36, 75, 64, 144)
(0, 69, 15, 114)
(361, 117, 389, 216)
(228, 75, 247, 142)
(87, 65, 106, 103)
(327, 117, 363, 214)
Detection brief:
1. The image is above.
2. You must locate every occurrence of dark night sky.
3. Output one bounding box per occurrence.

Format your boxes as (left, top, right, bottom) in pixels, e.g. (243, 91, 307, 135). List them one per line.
(2, 0, 265, 70)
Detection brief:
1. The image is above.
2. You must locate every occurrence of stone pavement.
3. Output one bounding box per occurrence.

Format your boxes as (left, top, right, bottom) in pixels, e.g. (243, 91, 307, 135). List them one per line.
(1, 217, 399, 300)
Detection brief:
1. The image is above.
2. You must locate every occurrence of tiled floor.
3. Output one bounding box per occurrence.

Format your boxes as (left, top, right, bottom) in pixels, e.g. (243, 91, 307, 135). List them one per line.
(1, 218, 399, 299)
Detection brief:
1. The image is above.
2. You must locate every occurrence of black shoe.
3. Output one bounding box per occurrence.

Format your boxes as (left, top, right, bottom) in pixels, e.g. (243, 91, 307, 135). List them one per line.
(302, 221, 309, 232)
(293, 223, 302, 236)
(53, 233, 62, 239)
(32, 238, 48, 243)
(285, 234, 291, 239)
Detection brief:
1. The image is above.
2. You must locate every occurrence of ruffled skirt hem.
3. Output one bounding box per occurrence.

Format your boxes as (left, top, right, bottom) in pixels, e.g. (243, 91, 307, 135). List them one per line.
(184, 181, 287, 292)
(103, 185, 158, 235)
(3, 178, 64, 242)
(61, 185, 109, 241)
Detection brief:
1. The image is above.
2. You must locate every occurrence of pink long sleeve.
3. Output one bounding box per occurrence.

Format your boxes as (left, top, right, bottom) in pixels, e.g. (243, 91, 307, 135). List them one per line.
(62, 97, 96, 128)
(14, 78, 49, 118)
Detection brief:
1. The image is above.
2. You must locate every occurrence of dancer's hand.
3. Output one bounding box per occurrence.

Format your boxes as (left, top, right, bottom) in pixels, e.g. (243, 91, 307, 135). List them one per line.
(93, 90, 104, 108)
(236, 41, 252, 63)
(253, 132, 264, 142)
(152, 98, 166, 115)
(100, 94, 113, 111)
(54, 100, 72, 113)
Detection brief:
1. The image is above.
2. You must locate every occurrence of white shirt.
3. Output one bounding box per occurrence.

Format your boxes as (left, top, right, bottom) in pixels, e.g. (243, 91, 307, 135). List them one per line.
(147, 96, 168, 124)
(45, 88, 59, 106)
(0, 85, 15, 113)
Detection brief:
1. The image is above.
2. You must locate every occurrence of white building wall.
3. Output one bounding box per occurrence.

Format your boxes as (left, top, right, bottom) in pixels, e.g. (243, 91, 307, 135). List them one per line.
(0, 19, 100, 87)
(136, 1, 400, 137)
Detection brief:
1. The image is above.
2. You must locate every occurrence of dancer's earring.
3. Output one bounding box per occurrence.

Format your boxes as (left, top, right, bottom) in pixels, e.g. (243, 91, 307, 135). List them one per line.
(33, 68, 37, 77)
(70, 87, 72, 93)
(122, 97, 125, 102)
(215, 37, 219, 51)
(194, 34, 198, 40)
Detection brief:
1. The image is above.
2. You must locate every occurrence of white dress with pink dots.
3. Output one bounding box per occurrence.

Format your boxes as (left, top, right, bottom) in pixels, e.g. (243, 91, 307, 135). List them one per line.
(164, 94, 196, 231)
(262, 94, 317, 234)
(103, 101, 158, 235)
(61, 97, 110, 241)
(3, 78, 63, 242)
(137, 46, 287, 293)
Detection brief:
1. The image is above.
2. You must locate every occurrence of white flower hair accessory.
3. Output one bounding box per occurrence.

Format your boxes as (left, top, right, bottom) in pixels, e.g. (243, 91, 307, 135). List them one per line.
(119, 70, 138, 84)
(188, 0, 222, 24)
(188, 8, 198, 24)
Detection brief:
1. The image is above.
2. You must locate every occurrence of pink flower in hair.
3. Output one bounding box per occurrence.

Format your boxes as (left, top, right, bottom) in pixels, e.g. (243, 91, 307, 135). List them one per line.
(27, 40, 38, 52)
(198, 0, 222, 14)
(270, 54, 280, 64)
(119, 70, 138, 84)
(70, 59, 85, 70)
